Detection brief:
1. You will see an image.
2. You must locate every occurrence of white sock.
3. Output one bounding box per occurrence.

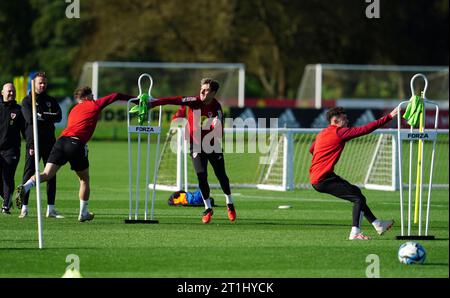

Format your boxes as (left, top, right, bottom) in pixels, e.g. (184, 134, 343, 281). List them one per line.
(21, 205, 28, 212)
(225, 194, 233, 205)
(203, 198, 212, 210)
(372, 219, 381, 227)
(47, 205, 55, 213)
(80, 200, 88, 216)
(350, 226, 360, 235)
(23, 179, 35, 193)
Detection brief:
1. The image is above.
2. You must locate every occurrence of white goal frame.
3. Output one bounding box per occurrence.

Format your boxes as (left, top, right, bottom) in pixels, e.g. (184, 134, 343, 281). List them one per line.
(296, 64, 449, 109)
(155, 128, 449, 192)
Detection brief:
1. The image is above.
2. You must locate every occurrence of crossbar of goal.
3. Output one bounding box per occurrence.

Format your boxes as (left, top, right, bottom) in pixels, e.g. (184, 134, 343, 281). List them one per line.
(83, 61, 246, 107)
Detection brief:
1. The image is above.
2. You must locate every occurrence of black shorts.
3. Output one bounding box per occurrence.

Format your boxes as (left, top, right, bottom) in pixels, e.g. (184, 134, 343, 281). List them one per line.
(47, 137, 89, 172)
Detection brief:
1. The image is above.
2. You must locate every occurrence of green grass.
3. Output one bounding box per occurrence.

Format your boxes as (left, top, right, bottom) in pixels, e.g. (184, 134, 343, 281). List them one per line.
(0, 141, 448, 278)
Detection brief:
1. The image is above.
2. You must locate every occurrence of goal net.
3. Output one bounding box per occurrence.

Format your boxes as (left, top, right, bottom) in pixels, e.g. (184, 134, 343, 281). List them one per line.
(296, 64, 449, 109)
(156, 128, 449, 192)
(78, 61, 245, 107)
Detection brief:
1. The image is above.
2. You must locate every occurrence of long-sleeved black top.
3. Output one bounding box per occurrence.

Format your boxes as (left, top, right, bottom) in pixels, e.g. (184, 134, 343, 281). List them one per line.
(0, 99, 26, 150)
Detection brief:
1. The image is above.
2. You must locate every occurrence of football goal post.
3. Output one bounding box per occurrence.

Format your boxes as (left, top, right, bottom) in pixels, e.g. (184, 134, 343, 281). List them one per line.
(296, 64, 449, 109)
(79, 61, 246, 107)
(156, 128, 449, 192)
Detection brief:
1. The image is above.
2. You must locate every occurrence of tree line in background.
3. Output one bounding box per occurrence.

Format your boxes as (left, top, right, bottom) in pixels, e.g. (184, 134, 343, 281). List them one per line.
(0, 0, 448, 99)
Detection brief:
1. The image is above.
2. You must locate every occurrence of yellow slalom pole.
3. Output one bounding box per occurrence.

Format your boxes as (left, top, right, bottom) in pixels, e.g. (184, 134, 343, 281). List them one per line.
(413, 111, 424, 224)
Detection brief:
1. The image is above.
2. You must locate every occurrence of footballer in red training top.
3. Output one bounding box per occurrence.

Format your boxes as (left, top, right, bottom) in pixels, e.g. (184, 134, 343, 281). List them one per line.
(309, 106, 398, 240)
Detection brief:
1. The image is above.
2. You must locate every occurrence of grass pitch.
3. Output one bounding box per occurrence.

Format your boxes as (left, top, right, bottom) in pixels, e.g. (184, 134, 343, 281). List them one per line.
(0, 141, 448, 278)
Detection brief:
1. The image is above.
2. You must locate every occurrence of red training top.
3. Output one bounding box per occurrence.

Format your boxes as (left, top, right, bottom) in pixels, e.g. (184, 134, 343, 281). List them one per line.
(60, 93, 133, 144)
(151, 96, 224, 150)
(309, 114, 393, 185)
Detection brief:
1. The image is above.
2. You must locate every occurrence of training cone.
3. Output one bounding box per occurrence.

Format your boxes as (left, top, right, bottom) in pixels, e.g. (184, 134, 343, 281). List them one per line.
(61, 269, 83, 278)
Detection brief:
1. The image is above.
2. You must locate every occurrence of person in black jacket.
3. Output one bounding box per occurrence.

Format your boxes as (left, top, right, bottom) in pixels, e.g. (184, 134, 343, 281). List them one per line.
(18, 72, 63, 218)
(0, 83, 25, 214)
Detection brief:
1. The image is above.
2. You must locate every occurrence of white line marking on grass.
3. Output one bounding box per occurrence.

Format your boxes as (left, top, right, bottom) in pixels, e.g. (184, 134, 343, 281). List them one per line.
(212, 193, 340, 204)
(212, 193, 448, 208)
